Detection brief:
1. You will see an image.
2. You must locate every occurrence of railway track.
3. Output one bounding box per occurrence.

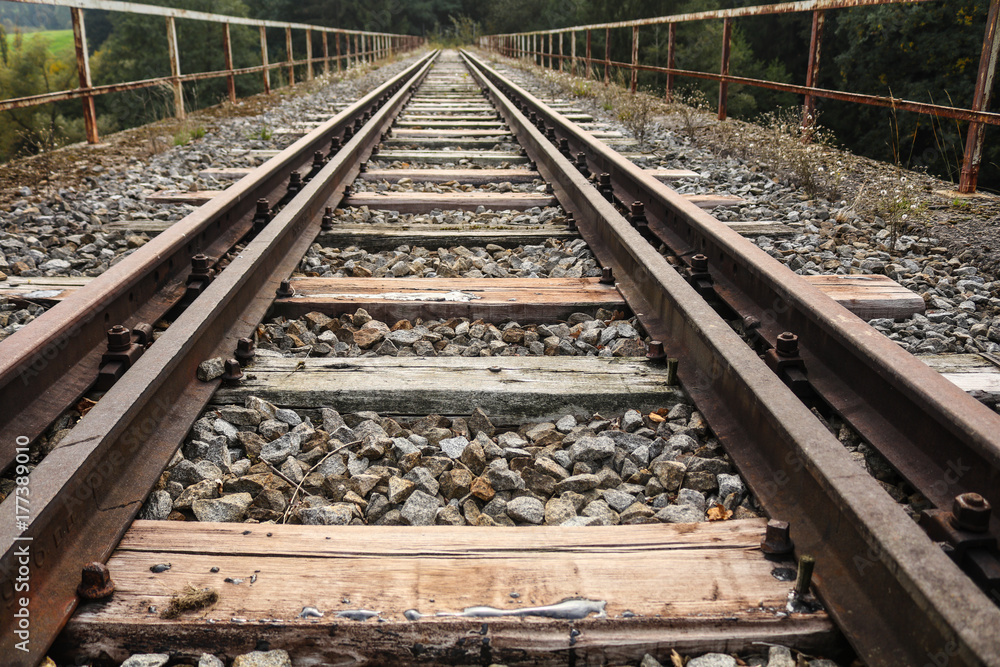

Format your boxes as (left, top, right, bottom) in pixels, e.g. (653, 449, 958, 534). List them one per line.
(1, 48, 999, 666)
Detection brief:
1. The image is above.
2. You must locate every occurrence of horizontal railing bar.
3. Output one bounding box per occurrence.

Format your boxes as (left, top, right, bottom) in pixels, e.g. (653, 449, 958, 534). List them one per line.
(4, 0, 398, 34)
(493, 0, 936, 34)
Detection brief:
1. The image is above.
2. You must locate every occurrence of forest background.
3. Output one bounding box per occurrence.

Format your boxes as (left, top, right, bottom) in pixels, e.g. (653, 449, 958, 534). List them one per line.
(1, 0, 997, 190)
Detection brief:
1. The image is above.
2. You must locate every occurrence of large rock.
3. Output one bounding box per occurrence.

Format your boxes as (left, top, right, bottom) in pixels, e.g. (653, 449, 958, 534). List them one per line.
(544, 497, 577, 525)
(651, 460, 686, 491)
(401, 490, 440, 526)
(506, 496, 544, 524)
(192, 493, 252, 522)
(555, 473, 600, 494)
(467, 407, 495, 438)
(439, 468, 473, 499)
(121, 655, 170, 667)
(655, 504, 705, 524)
(217, 406, 261, 428)
(567, 436, 615, 462)
(601, 488, 636, 514)
(687, 654, 737, 667)
(439, 436, 470, 459)
(138, 490, 173, 520)
(259, 431, 302, 465)
(486, 467, 525, 491)
(169, 459, 222, 487)
(300, 504, 354, 525)
(232, 650, 293, 667)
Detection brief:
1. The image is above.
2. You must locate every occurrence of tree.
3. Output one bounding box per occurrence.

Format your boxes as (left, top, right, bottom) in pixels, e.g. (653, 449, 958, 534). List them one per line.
(0, 31, 81, 159)
(92, 0, 262, 129)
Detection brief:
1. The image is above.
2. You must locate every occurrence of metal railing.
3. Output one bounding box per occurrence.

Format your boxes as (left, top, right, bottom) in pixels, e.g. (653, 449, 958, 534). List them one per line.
(0, 0, 424, 144)
(480, 0, 1000, 193)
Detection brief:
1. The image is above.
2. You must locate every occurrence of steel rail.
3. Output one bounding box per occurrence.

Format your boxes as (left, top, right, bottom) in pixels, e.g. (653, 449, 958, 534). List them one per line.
(0, 50, 439, 665)
(0, 51, 436, 479)
(461, 49, 1000, 667)
(465, 50, 1000, 533)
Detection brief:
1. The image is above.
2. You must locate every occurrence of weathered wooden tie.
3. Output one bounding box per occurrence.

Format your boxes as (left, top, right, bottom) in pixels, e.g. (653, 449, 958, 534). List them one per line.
(272, 277, 623, 321)
(58, 521, 838, 664)
(212, 356, 682, 421)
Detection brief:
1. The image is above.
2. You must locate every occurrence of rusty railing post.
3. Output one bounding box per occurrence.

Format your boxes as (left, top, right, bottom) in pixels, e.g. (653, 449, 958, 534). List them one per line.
(285, 26, 294, 85)
(165, 16, 185, 119)
(803, 10, 825, 129)
(571, 30, 577, 75)
(959, 0, 1000, 193)
(547, 33, 552, 69)
(222, 22, 236, 104)
(322, 31, 329, 76)
(718, 17, 732, 120)
(631, 25, 639, 92)
(604, 27, 610, 84)
(586, 29, 592, 79)
(70, 7, 98, 144)
(306, 28, 313, 80)
(336, 31, 342, 72)
(559, 31, 564, 71)
(259, 25, 271, 94)
(666, 23, 676, 102)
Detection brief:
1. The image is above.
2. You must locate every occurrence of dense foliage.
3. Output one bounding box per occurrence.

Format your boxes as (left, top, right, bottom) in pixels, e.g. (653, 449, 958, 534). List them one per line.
(1, 0, 997, 188)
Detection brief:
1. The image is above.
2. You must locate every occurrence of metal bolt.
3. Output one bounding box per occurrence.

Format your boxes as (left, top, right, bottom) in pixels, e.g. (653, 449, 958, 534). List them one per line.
(78, 562, 115, 601)
(344, 185, 353, 197)
(312, 151, 325, 167)
(646, 340, 666, 362)
(952, 492, 991, 533)
(222, 359, 244, 385)
(255, 199, 270, 216)
(329, 136, 342, 152)
(132, 322, 154, 347)
(565, 213, 576, 231)
(665, 358, 679, 386)
(288, 171, 302, 187)
(794, 554, 815, 597)
(358, 162, 367, 173)
(191, 254, 211, 272)
(545, 126, 556, 141)
(558, 138, 570, 156)
(629, 201, 647, 227)
(690, 253, 708, 273)
(276, 280, 295, 298)
(321, 206, 335, 231)
(106, 325, 131, 352)
(599, 266, 614, 285)
(235, 337, 255, 366)
(775, 332, 799, 358)
(598, 173, 613, 201)
(575, 152, 590, 177)
(760, 519, 794, 555)
(343, 125, 354, 140)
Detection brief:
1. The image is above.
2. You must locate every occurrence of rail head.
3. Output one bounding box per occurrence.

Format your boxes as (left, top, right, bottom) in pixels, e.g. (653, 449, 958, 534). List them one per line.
(461, 48, 1000, 667)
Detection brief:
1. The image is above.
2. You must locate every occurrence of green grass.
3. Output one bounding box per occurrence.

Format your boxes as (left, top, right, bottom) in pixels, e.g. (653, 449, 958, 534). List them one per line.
(5, 29, 75, 58)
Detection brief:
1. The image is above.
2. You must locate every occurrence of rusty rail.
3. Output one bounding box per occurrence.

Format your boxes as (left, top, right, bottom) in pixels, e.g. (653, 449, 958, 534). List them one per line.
(462, 47, 1000, 667)
(1, 0, 424, 141)
(481, 0, 1000, 193)
(0, 50, 438, 664)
